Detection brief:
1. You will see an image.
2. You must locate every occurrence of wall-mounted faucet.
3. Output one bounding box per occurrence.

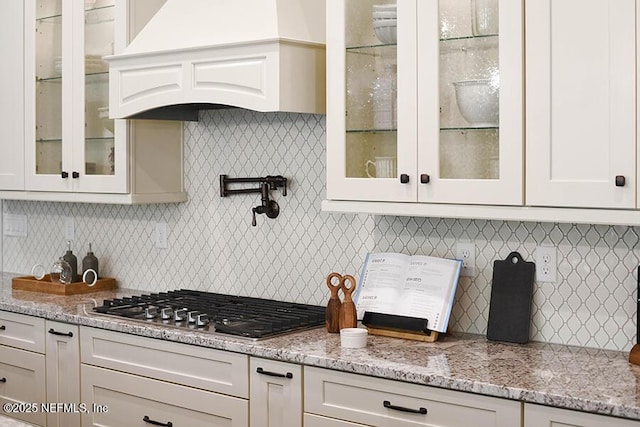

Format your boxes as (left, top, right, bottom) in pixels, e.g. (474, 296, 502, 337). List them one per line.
(220, 175, 288, 226)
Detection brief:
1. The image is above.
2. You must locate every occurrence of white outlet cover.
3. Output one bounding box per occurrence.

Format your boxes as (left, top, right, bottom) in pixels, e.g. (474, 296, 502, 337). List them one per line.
(3, 214, 27, 237)
(456, 242, 476, 277)
(64, 217, 75, 241)
(535, 246, 557, 283)
(155, 222, 168, 249)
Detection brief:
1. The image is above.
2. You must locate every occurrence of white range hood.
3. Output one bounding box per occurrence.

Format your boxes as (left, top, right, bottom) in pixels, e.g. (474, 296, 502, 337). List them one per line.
(106, 0, 326, 120)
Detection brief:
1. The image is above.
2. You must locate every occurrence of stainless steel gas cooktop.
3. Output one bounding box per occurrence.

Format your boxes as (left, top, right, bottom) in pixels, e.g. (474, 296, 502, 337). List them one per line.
(90, 289, 326, 340)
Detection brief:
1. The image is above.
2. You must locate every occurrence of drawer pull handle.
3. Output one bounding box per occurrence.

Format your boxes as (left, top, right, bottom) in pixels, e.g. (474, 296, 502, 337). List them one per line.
(0, 377, 6, 383)
(48, 328, 73, 337)
(0, 325, 5, 331)
(256, 367, 293, 379)
(383, 400, 427, 415)
(143, 415, 173, 427)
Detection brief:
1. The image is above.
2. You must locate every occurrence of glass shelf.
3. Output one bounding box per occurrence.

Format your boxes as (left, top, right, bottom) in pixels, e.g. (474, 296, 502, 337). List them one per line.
(36, 138, 62, 144)
(440, 126, 498, 131)
(36, 13, 62, 22)
(347, 128, 397, 134)
(441, 34, 498, 43)
(347, 43, 397, 52)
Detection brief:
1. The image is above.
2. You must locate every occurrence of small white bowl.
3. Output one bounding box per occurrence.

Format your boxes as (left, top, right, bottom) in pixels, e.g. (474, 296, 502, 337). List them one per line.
(340, 328, 368, 348)
(373, 21, 397, 44)
(453, 79, 499, 127)
(373, 4, 397, 11)
(373, 11, 397, 19)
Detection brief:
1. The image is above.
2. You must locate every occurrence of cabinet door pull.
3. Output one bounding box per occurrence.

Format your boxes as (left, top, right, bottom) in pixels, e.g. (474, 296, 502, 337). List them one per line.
(48, 328, 73, 337)
(0, 325, 5, 331)
(615, 175, 626, 187)
(61, 171, 69, 178)
(383, 400, 427, 415)
(0, 377, 6, 383)
(143, 415, 173, 427)
(420, 174, 430, 184)
(72, 171, 80, 179)
(400, 174, 410, 184)
(256, 367, 293, 379)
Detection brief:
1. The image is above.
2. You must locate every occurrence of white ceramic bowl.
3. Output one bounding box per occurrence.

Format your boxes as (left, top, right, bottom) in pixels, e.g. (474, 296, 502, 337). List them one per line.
(340, 328, 368, 348)
(453, 79, 499, 127)
(97, 107, 114, 133)
(373, 11, 397, 19)
(372, 4, 397, 11)
(373, 20, 397, 44)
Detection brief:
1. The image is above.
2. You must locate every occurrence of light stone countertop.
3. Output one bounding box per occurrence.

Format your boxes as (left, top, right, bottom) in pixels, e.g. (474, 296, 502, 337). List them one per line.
(1, 276, 639, 421)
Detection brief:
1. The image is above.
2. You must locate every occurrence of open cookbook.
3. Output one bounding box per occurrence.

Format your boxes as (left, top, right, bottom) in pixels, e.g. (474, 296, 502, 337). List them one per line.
(353, 253, 463, 333)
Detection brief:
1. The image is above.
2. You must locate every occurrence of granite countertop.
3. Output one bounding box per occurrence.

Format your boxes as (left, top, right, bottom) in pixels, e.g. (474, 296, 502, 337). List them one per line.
(1, 278, 639, 421)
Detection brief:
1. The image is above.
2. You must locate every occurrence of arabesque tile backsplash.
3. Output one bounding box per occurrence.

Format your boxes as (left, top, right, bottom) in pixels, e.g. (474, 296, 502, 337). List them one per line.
(1, 110, 638, 352)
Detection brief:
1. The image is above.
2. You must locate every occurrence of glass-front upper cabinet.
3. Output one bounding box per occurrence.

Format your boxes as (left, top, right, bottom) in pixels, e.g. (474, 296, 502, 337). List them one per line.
(326, 0, 523, 205)
(27, 0, 123, 193)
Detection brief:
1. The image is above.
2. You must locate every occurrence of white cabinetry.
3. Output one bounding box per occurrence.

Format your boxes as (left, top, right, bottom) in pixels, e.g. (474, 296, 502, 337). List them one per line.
(45, 320, 80, 427)
(80, 326, 249, 426)
(0, 0, 186, 204)
(250, 358, 303, 427)
(524, 403, 640, 427)
(0, 312, 46, 426)
(0, 1, 26, 191)
(525, 0, 636, 209)
(304, 366, 521, 427)
(326, 0, 523, 205)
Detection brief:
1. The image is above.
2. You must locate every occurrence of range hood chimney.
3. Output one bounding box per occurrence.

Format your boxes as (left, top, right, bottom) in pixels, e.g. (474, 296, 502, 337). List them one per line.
(106, 0, 326, 121)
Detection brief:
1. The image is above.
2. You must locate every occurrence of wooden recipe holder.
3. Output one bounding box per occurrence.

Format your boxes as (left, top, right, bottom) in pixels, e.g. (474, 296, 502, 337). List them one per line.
(362, 312, 439, 343)
(12, 275, 117, 295)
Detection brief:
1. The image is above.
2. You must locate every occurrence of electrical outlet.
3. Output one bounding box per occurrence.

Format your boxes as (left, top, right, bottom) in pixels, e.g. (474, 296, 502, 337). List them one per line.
(456, 242, 476, 277)
(536, 246, 557, 282)
(64, 217, 75, 241)
(155, 222, 168, 249)
(3, 214, 27, 237)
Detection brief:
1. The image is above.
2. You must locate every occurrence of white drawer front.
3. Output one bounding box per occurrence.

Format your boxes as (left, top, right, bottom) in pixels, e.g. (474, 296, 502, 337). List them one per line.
(304, 367, 521, 427)
(0, 312, 45, 353)
(0, 345, 46, 426)
(525, 403, 639, 427)
(81, 365, 248, 427)
(80, 326, 249, 398)
(304, 413, 368, 427)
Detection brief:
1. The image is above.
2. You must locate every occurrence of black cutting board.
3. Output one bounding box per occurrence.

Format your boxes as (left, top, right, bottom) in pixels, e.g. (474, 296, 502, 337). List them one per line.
(487, 252, 535, 344)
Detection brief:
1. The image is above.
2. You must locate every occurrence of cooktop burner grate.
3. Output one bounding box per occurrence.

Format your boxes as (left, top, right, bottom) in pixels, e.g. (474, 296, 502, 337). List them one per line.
(92, 289, 326, 339)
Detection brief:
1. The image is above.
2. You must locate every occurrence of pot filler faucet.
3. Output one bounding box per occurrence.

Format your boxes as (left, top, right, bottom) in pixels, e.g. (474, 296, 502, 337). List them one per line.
(219, 175, 288, 226)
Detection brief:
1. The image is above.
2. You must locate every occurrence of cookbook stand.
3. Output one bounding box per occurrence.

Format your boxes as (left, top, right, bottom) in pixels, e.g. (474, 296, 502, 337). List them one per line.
(362, 312, 439, 342)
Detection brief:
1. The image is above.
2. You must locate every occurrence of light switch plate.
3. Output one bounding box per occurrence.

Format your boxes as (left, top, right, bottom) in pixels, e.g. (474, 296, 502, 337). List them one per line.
(64, 217, 75, 241)
(155, 222, 168, 249)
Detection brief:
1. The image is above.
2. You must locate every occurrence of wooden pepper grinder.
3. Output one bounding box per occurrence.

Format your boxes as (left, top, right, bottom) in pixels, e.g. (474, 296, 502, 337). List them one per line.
(339, 274, 358, 330)
(325, 272, 343, 333)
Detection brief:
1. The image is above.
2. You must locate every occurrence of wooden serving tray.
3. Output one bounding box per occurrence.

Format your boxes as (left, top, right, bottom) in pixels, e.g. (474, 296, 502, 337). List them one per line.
(12, 275, 117, 295)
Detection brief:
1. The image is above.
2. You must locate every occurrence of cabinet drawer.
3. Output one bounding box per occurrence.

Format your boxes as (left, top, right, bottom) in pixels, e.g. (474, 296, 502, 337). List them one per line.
(304, 367, 521, 427)
(80, 326, 249, 398)
(305, 413, 368, 427)
(81, 364, 248, 427)
(0, 312, 45, 353)
(524, 403, 639, 427)
(0, 345, 46, 426)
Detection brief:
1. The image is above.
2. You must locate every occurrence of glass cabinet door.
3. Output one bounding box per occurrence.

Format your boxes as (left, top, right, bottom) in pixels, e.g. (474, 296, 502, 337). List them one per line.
(326, 0, 417, 202)
(417, 0, 523, 205)
(35, 0, 63, 177)
(84, 1, 115, 177)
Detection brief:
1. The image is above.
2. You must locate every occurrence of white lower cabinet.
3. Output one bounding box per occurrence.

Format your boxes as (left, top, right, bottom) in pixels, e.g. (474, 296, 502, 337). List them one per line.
(524, 403, 640, 427)
(304, 366, 521, 427)
(82, 364, 248, 427)
(45, 320, 80, 427)
(0, 312, 46, 426)
(250, 357, 303, 427)
(305, 413, 369, 426)
(80, 326, 250, 426)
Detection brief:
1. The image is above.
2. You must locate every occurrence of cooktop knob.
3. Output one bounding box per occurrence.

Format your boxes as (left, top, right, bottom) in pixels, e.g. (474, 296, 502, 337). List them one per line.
(187, 311, 201, 324)
(144, 307, 158, 319)
(196, 313, 210, 327)
(160, 307, 173, 320)
(174, 308, 187, 322)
